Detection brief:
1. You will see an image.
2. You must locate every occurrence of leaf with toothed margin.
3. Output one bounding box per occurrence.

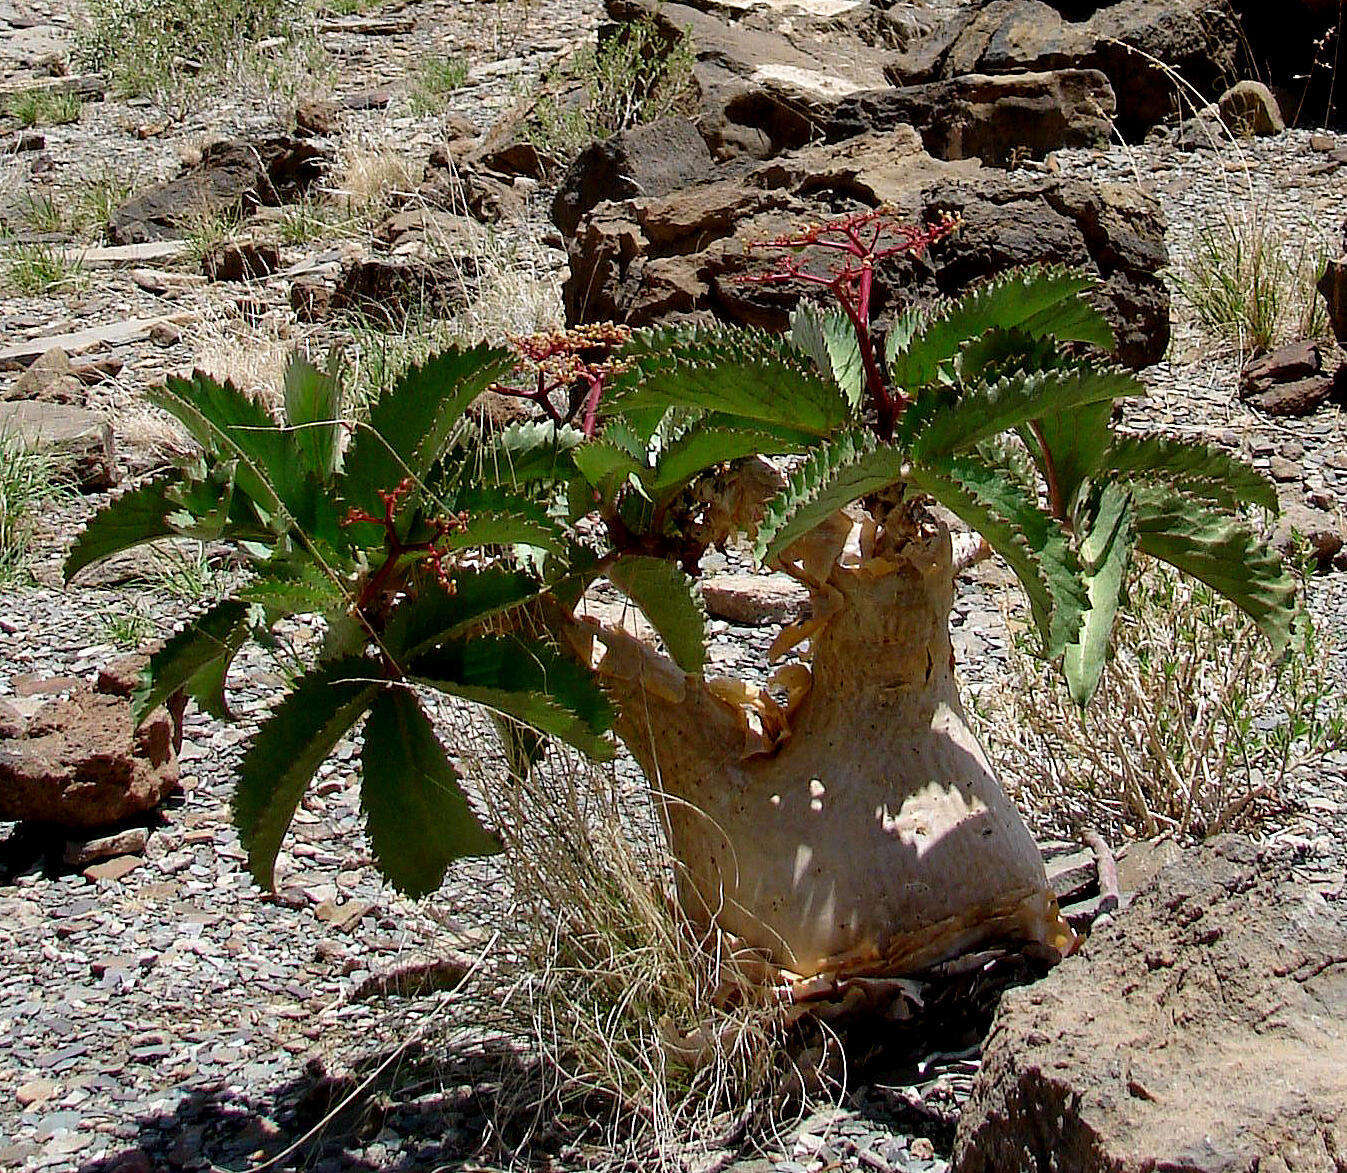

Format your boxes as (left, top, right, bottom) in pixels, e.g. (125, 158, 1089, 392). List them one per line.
(360, 688, 500, 898)
(132, 598, 252, 725)
(233, 658, 382, 890)
(1099, 435, 1278, 514)
(609, 325, 851, 437)
(755, 430, 908, 564)
(607, 555, 708, 673)
(1062, 483, 1134, 707)
(907, 454, 1087, 657)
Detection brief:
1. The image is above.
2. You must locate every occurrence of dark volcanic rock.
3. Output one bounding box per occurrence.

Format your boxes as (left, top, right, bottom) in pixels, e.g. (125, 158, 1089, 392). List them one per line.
(954, 836, 1347, 1173)
(822, 70, 1116, 164)
(109, 136, 328, 244)
(1320, 256, 1347, 345)
(327, 257, 474, 323)
(553, 116, 715, 238)
(0, 400, 116, 490)
(884, 0, 1244, 137)
(563, 128, 1169, 367)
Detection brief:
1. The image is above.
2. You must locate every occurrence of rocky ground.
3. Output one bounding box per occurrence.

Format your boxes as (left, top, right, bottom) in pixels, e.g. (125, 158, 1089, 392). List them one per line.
(1, 0, 1347, 1171)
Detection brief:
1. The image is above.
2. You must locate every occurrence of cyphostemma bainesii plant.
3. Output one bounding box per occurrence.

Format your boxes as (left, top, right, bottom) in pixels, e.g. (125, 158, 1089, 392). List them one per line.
(67, 205, 1297, 990)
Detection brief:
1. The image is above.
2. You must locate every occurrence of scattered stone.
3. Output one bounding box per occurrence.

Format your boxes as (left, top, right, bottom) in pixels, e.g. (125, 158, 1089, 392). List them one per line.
(1215, 80, 1286, 137)
(1238, 339, 1346, 415)
(313, 898, 374, 931)
(201, 240, 282, 282)
(326, 256, 474, 322)
(63, 827, 150, 866)
(0, 313, 196, 367)
(0, 401, 116, 489)
(3, 347, 82, 403)
(82, 855, 143, 882)
(350, 954, 472, 1000)
(1273, 492, 1345, 567)
(15, 1078, 57, 1107)
(1319, 256, 1347, 345)
(553, 116, 714, 238)
(0, 678, 178, 830)
(956, 837, 1347, 1173)
(701, 572, 809, 625)
(148, 321, 181, 347)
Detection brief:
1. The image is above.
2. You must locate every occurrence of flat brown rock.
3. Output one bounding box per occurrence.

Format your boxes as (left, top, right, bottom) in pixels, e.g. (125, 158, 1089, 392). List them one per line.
(954, 836, 1347, 1173)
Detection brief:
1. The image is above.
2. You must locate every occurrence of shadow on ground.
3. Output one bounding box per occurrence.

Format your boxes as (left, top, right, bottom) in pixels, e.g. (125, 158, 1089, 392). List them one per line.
(73, 952, 1049, 1173)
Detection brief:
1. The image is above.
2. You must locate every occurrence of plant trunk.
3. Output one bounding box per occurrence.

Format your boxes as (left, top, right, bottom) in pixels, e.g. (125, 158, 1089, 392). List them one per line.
(569, 504, 1074, 980)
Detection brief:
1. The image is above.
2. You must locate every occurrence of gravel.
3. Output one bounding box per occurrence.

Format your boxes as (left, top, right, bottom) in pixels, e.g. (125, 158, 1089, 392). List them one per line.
(2, 1, 1346, 1168)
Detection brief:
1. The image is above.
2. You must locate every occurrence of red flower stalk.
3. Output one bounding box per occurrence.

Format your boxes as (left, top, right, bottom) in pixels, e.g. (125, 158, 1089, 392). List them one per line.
(492, 322, 634, 436)
(742, 207, 960, 438)
(343, 477, 470, 603)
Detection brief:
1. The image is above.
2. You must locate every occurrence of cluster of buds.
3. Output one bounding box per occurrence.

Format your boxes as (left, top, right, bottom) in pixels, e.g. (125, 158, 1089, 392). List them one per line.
(342, 477, 469, 596)
(492, 322, 634, 436)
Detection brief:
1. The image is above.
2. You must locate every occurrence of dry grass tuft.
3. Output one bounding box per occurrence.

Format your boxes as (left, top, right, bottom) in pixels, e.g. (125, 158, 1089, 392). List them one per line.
(978, 557, 1346, 842)
(429, 699, 832, 1171)
(329, 141, 423, 225)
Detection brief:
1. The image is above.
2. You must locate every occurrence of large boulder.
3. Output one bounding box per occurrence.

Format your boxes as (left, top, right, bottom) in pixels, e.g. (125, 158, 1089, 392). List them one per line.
(0, 667, 179, 830)
(562, 127, 1170, 367)
(553, 116, 716, 238)
(883, 0, 1244, 137)
(954, 836, 1347, 1172)
(822, 70, 1116, 164)
(109, 135, 328, 244)
(608, 0, 1116, 162)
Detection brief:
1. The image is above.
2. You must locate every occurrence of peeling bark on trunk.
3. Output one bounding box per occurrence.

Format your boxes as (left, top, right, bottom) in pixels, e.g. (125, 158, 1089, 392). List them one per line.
(568, 503, 1074, 980)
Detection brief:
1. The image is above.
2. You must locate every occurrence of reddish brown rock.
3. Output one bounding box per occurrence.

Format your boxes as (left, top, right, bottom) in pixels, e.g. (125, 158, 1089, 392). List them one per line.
(1239, 339, 1346, 415)
(701, 572, 810, 625)
(0, 672, 179, 830)
(954, 836, 1347, 1173)
(563, 127, 1169, 368)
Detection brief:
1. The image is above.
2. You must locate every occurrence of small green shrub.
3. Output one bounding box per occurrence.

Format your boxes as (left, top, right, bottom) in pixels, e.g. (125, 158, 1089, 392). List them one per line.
(0, 436, 68, 586)
(531, 17, 696, 163)
(7, 89, 83, 127)
(410, 53, 469, 113)
(73, 169, 138, 238)
(101, 607, 157, 649)
(79, 0, 314, 96)
(1175, 211, 1331, 354)
(19, 189, 68, 234)
(4, 244, 83, 295)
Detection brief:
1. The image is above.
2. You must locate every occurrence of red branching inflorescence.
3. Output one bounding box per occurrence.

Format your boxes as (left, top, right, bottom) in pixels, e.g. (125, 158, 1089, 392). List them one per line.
(741, 207, 961, 438)
(342, 477, 470, 597)
(492, 322, 634, 436)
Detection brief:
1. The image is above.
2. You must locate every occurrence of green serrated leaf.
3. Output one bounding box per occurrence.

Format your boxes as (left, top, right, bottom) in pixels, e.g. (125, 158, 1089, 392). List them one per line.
(480, 420, 586, 487)
(342, 344, 513, 518)
(610, 325, 851, 437)
(411, 636, 613, 760)
(64, 476, 181, 580)
(360, 689, 500, 898)
(283, 354, 342, 478)
(908, 454, 1087, 656)
(572, 440, 646, 494)
(1063, 484, 1134, 706)
(791, 301, 865, 409)
(756, 431, 907, 564)
(913, 365, 1142, 461)
(1100, 435, 1278, 513)
(607, 555, 707, 673)
(233, 658, 382, 889)
(649, 419, 808, 495)
(132, 598, 251, 725)
(383, 566, 542, 660)
(1132, 488, 1298, 653)
(887, 267, 1113, 392)
(152, 373, 292, 521)
(491, 713, 548, 781)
